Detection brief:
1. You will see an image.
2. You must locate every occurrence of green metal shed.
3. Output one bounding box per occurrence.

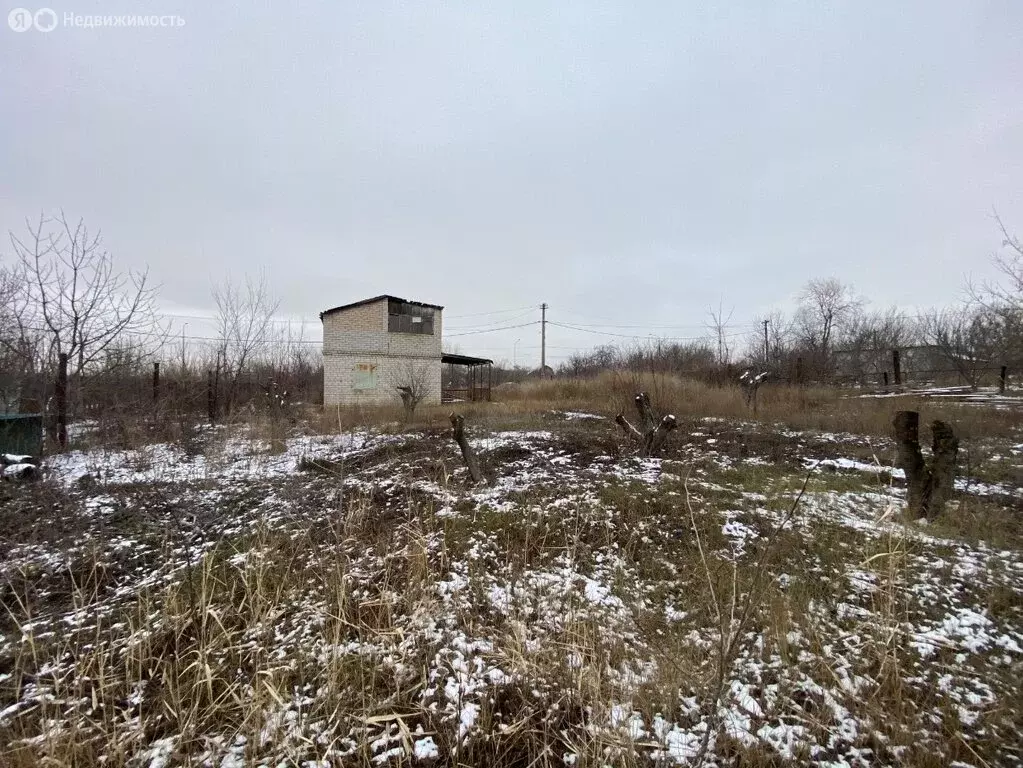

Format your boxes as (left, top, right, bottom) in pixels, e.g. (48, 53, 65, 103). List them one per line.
(0, 414, 43, 458)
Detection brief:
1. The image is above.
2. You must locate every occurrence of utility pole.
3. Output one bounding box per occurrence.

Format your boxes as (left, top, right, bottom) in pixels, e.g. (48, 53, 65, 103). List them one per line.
(540, 303, 548, 378)
(180, 323, 188, 373)
(762, 319, 770, 365)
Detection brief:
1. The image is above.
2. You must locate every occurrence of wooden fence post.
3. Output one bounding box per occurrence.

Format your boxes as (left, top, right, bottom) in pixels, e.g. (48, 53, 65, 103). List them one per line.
(55, 352, 68, 449)
(892, 349, 902, 387)
(152, 362, 160, 404)
(1000, 365, 1008, 394)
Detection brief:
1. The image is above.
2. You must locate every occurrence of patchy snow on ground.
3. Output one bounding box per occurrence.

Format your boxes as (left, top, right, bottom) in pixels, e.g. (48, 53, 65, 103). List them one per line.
(46, 430, 392, 487)
(557, 411, 605, 421)
(2, 419, 1022, 767)
(2, 462, 36, 478)
(803, 456, 1023, 499)
(855, 386, 1023, 409)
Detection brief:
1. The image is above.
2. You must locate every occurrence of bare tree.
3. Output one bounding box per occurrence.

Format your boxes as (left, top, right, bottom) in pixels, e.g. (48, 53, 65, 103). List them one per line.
(747, 310, 794, 370)
(212, 273, 280, 415)
(393, 360, 434, 422)
(840, 307, 916, 384)
(971, 211, 1023, 308)
(6, 212, 163, 380)
(920, 306, 999, 388)
(968, 212, 1023, 372)
(795, 278, 863, 377)
(706, 300, 735, 367)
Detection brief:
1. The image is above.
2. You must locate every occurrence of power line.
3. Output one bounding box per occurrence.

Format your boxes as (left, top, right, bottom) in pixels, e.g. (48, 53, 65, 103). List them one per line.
(155, 312, 319, 331)
(464, 344, 578, 351)
(158, 306, 541, 325)
(16, 323, 324, 345)
(547, 321, 746, 342)
(559, 319, 763, 330)
(558, 307, 762, 330)
(445, 320, 540, 338)
(444, 308, 537, 331)
(157, 308, 545, 333)
(443, 305, 536, 320)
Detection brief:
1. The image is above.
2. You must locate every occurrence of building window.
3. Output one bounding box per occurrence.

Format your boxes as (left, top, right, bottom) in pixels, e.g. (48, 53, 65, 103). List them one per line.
(353, 362, 378, 390)
(388, 300, 434, 335)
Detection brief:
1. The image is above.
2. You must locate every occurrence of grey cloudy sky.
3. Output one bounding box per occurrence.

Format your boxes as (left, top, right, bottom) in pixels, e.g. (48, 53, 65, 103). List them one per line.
(2, 1, 1022, 365)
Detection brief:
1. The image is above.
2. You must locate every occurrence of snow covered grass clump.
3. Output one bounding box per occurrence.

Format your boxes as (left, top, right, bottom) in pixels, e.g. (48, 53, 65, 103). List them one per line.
(1, 416, 1022, 766)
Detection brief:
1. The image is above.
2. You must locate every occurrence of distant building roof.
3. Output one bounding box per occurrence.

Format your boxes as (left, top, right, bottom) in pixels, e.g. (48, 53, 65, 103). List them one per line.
(320, 294, 444, 319)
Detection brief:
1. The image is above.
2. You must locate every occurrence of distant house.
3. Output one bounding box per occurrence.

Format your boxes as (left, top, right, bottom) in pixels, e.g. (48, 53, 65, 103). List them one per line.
(320, 295, 493, 407)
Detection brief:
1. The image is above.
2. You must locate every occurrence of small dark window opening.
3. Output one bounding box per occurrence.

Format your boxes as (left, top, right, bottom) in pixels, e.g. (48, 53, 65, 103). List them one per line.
(388, 300, 434, 335)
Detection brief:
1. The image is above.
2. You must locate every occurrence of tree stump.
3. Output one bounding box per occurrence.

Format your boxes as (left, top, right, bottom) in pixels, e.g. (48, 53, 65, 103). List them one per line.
(647, 415, 678, 456)
(615, 392, 677, 458)
(450, 413, 485, 485)
(892, 410, 959, 519)
(924, 420, 959, 517)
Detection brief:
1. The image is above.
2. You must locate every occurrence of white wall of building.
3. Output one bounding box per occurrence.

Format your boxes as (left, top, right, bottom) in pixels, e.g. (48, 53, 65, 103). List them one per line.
(321, 297, 443, 407)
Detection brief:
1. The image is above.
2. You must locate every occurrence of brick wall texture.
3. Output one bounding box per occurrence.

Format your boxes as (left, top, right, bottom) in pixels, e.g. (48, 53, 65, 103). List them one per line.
(321, 298, 443, 406)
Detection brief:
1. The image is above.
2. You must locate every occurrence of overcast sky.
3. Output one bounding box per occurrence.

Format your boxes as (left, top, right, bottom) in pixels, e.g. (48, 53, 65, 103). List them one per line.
(2, 1, 1022, 365)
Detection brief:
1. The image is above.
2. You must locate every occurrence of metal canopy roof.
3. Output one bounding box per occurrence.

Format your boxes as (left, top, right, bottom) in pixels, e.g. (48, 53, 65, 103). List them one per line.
(442, 353, 494, 366)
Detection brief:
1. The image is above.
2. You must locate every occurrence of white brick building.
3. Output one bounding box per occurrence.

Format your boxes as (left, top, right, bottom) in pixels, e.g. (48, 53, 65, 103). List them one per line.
(321, 295, 445, 407)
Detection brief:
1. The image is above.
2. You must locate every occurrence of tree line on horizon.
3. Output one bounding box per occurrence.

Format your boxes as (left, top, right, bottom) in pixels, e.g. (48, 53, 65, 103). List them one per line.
(2, 210, 1021, 421)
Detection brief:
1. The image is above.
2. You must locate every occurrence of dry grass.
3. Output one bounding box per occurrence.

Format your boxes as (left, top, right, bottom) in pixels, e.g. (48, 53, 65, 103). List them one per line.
(4, 382, 1021, 766)
(307, 399, 559, 435)
(500, 371, 1023, 441)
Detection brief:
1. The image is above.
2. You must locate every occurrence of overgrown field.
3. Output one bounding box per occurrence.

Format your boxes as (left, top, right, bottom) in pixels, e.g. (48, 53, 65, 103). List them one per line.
(2, 402, 1022, 766)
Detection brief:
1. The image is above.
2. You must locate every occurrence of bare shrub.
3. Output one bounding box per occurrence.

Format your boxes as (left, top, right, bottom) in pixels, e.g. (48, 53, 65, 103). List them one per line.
(392, 360, 433, 423)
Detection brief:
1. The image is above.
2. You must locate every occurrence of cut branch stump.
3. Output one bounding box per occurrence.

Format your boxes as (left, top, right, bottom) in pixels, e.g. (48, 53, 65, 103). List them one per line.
(924, 420, 959, 517)
(634, 392, 656, 434)
(615, 392, 677, 458)
(646, 415, 678, 457)
(450, 413, 485, 485)
(893, 410, 959, 519)
(614, 413, 644, 442)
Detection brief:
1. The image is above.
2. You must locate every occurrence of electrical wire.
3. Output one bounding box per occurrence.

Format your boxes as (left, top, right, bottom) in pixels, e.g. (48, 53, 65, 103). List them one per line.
(444, 308, 537, 331)
(445, 321, 541, 338)
(443, 305, 537, 319)
(547, 320, 748, 342)
(556, 307, 762, 330)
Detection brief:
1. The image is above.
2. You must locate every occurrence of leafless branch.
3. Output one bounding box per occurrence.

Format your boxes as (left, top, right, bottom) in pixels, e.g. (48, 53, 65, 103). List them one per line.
(5, 211, 167, 387)
(212, 272, 280, 415)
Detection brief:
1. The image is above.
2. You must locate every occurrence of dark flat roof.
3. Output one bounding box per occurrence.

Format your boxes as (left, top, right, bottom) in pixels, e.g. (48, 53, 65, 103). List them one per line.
(442, 353, 494, 366)
(320, 294, 444, 319)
